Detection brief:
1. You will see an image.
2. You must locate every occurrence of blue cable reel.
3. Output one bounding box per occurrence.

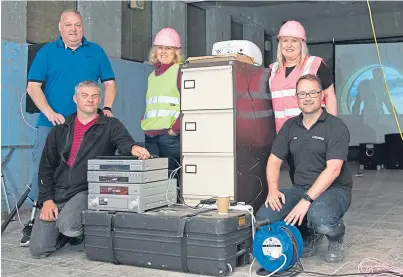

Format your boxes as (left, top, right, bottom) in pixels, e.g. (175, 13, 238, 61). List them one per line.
(253, 221, 304, 273)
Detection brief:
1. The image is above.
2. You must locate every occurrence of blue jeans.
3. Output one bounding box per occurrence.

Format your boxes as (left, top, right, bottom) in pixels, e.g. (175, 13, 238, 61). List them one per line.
(145, 132, 181, 197)
(29, 126, 52, 201)
(145, 132, 180, 174)
(256, 185, 352, 241)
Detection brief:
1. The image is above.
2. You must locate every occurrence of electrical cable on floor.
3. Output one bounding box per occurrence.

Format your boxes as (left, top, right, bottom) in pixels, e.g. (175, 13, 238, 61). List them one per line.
(358, 257, 403, 277)
(250, 251, 403, 277)
(295, 255, 403, 276)
(249, 254, 288, 277)
(366, 0, 403, 141)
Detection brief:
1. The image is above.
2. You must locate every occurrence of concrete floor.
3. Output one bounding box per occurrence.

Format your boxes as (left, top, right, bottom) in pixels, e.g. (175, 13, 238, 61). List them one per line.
(2, 166, 403, 277)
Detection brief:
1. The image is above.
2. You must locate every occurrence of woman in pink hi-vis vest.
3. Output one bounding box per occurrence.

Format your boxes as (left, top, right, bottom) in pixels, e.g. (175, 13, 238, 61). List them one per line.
(269, 21, 337, 134)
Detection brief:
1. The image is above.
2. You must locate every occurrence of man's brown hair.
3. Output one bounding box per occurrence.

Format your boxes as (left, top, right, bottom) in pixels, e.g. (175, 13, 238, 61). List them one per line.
(296, 74, 323, 91)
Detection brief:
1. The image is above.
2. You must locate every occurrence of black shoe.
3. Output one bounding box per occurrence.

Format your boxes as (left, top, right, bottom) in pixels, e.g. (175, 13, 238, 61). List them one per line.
(68, 235, 84, 245)
(20, 220, 34, 247)
(325, 239, 345, 263)
(55, 233, 71, 249)
(302, 233, 324, 258)
(55, 234, 84, 249)
(256, 268, 270, 276)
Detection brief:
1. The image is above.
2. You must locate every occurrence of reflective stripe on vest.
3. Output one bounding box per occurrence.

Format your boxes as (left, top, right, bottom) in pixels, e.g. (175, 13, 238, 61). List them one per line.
(269, 62, 279, 90)
(271, 89, 295, 99)
(146, 96, 180, 105)
(144, 110, 180, 119)
(302, 56, 315, 75)
(273, 108, 301, 119)
(269, 56, 323, 133)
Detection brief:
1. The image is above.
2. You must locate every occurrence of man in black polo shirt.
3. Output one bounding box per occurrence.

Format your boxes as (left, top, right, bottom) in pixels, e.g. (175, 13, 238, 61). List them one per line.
(256, 74, 352, 263)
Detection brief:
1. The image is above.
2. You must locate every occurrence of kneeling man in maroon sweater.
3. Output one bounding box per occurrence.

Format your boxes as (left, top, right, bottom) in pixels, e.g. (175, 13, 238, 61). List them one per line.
(29, 80, 150, 258)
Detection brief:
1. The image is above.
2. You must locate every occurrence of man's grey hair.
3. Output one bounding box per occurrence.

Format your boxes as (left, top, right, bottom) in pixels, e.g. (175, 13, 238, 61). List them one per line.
(74, 80, 101, 95)
(60, 9, 82, 22)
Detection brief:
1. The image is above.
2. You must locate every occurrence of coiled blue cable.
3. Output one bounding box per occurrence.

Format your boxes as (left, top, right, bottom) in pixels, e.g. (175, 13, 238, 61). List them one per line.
(253, 221, 304, 273)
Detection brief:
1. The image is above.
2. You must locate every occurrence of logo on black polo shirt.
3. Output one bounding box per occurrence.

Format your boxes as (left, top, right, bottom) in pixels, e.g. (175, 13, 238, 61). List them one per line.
(312, 135, 324, 140)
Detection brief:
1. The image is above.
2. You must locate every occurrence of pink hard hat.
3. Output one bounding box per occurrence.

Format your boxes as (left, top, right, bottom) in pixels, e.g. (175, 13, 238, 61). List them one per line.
(153, 28, 181, 48)
(278, 20, 306, 41)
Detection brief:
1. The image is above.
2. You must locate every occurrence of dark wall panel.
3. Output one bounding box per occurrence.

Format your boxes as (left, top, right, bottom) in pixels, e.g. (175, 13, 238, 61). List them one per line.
(231, 19, 243, 40)
(187, 4, 206, 58)
(27, 1, 75, 44)
(121, 1, 152, 62)
(308, 42, 334, 76)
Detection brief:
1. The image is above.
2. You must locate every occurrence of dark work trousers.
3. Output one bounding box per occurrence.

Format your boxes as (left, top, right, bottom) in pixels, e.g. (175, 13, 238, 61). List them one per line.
(29, 191, 88, 258)
(145, 132, 181, 198)
(256, 185, 352, 242)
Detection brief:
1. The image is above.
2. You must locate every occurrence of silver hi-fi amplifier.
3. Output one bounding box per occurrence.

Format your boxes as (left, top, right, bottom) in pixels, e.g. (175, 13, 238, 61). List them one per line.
(88, 157, 168, 172)
(87, 169, 168, 184)
(87, 179, 177, 213)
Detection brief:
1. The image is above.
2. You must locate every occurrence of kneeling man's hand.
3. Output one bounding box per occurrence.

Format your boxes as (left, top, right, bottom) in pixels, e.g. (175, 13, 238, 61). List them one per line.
(40, 200, 58, 222)
(265, 189, 286, 211)
(284, 199, 311, 226)
(131, 145, 151, 160)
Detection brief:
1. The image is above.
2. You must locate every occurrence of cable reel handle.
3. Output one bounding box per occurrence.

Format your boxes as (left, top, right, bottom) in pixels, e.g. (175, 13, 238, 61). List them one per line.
(255, 219, 271, 228)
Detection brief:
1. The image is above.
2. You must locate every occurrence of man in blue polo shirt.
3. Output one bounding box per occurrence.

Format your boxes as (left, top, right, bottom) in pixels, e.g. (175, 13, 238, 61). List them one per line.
(20, 9, 116, 247)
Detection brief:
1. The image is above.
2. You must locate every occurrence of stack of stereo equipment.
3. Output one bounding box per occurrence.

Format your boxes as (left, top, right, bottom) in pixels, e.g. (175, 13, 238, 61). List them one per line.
(87, 156, 177, 213)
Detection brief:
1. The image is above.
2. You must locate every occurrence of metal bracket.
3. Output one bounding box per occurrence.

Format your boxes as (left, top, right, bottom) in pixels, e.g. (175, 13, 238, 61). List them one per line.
(1, 145, 34, 222)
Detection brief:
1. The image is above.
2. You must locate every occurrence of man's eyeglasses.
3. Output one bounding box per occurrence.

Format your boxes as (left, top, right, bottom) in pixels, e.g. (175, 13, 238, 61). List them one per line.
(296, 90, 322, 99)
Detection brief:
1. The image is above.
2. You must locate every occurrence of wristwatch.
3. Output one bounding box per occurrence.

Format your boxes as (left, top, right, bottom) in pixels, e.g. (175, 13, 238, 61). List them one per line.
(302, 193, 313, 203)
(103, 107, 112, 112)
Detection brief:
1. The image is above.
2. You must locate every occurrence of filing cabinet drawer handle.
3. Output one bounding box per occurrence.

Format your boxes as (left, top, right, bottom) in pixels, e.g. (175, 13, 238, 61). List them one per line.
(185, 165, 197, 174)
(185, 122, 196, 131)
(184, 80, 195, 89)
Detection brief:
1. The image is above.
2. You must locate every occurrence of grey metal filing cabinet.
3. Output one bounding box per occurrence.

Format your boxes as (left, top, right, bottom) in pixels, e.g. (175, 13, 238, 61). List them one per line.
(179, 60, 275, 211)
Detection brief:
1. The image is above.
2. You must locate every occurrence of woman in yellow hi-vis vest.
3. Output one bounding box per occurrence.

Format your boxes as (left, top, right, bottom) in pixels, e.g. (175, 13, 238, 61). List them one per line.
(141, 28, 182, 189)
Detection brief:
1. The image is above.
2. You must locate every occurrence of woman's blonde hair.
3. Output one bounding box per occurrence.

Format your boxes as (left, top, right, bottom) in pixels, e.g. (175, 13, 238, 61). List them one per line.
(149, 46, 183, 65)
(276, 39, 309, 72)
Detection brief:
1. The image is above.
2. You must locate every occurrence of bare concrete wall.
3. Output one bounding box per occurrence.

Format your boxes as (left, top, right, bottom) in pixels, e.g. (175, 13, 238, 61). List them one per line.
(301, 11, 403, 43)
(205, 5, 278, 62)
(206, 7, 231, 54)
(121, 0, 152, 62)
(26, 1, 75, 43)
(77, 1, 122, 57)
(1, 1, 27, 43)
(152, 0, 187, 58)
(243, 23, 265, 63)
(216, 6, 402, 61)
(224, 6, 280, 36)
